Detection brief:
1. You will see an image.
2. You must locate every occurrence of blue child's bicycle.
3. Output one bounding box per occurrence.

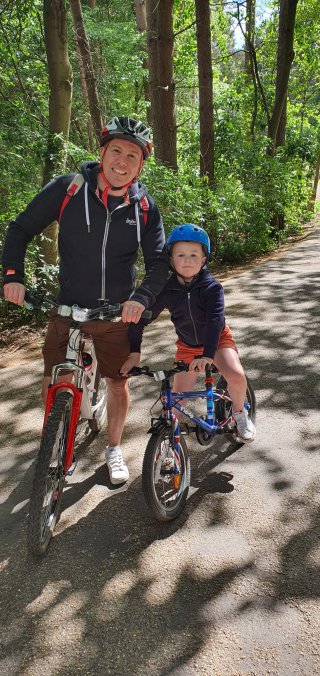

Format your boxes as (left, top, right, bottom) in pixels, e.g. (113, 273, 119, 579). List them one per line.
(129, 361, 256, 521)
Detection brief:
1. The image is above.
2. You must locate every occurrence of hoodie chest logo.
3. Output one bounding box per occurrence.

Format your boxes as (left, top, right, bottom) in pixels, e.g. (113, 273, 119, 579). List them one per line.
(126, 218, 137, 226)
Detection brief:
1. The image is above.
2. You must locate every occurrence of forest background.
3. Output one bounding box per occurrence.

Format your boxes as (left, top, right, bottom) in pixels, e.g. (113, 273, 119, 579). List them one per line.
(0, 0, 319, 304)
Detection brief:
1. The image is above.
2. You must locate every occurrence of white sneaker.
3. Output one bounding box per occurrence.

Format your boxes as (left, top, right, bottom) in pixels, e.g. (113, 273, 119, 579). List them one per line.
(105, 446, 129, 484)
(233, 410, 256, 443)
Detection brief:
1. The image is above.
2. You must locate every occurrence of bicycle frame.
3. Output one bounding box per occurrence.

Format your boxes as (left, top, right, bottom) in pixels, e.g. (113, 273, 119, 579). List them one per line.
(158, 371, 233, 437)
(152, 370, 233, 488)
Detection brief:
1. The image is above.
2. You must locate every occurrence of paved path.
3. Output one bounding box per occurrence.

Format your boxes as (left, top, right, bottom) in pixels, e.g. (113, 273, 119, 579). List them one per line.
(0, 228, 319, 675)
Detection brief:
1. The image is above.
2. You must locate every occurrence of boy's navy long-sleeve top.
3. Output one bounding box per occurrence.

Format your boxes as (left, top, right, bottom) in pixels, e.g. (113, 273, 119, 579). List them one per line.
(129, 268, 225, 359)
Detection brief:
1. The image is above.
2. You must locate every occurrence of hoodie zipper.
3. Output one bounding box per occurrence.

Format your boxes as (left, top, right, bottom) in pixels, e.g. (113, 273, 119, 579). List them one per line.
(187, 291, 199, 344)
(100, 202, 128, 301)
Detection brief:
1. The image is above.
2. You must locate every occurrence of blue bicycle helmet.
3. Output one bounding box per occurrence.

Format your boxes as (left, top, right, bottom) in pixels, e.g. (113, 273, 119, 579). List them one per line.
(166, 224, 211, 256)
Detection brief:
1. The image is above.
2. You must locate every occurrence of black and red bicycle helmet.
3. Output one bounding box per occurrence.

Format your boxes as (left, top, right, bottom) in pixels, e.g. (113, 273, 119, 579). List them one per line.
(100, 116, 152, 158)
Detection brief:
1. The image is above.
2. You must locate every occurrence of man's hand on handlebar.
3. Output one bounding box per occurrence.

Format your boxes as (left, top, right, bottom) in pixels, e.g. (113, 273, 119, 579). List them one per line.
(119, 352, 141, 377)
(121, 300, 145, 324)
(3, 282, 25, 306)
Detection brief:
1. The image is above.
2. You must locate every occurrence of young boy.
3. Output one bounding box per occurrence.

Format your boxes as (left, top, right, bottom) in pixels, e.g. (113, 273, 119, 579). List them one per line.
(121, 223, 256, 442)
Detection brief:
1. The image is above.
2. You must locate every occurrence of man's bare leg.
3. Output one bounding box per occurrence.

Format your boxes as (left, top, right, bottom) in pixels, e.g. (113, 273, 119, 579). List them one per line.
(105, 377, 130, 447)
(104, 377, 130, 484)
(42, 374, 74, 405)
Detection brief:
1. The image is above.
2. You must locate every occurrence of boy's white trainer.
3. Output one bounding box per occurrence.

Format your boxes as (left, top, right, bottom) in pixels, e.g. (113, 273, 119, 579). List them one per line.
(105, 446, 129, 484)
(233, 410, 256, 443)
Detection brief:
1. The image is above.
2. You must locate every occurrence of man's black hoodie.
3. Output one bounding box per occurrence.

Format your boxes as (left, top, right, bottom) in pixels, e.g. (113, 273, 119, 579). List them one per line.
(2, 162, 168, 308)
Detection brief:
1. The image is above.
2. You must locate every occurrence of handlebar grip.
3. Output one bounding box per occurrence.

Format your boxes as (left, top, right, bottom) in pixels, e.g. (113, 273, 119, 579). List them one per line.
(127, 366, 143, 376)
(141, 309, 152, 320)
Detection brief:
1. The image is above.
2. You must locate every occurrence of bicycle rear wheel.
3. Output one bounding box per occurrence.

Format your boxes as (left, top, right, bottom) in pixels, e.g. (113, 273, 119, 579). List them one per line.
(89, 366, 107, 432)
(196, 376, 256, 446)
(27, 391, 72, 558)
(216, 375, 256, 422)
(142, 427, 190, 521)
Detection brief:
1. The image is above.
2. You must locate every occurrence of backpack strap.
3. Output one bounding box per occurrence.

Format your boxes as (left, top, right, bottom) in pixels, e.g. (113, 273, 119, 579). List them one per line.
(134, 196, 150, 244)
(58, 174, 85, 222)
(139, 195, 149, 226)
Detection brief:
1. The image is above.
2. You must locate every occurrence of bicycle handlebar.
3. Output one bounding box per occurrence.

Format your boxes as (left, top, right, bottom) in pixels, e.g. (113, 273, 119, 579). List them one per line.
(127, 360, 218, 381)
(2, 288, 152, 321)
(128, 361, 190, 381)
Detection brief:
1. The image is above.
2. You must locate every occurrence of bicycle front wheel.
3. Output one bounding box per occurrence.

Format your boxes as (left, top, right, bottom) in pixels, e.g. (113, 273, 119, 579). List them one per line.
(27, 391, 73, 558)
(142, 427, 191, 521)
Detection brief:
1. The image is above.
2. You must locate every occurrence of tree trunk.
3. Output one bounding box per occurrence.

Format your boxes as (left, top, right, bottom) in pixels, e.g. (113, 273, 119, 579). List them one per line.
(245, 0, 256, 78)
(69, 0, 102, 143)
(134, 0, 150, 118)
(276, 94, 287, 147)
(157, 0, 177, 168)
(307, 150, 320, 211)
(245, 0, 258, 139)
(195, 0, 214, 187)
(146, 0, 161, 151)
(75, 41, 95, 151)
(267, 0, 299, 156)
(41, 0, 72, 266)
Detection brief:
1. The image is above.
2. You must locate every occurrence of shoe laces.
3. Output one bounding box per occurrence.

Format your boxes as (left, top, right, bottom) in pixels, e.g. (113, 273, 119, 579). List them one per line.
(106, 450, 126, 470)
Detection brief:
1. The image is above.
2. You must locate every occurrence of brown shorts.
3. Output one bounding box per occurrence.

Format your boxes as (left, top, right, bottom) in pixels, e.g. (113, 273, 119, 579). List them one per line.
(42, 313, 130, 378)
(175, 324, 238, 364)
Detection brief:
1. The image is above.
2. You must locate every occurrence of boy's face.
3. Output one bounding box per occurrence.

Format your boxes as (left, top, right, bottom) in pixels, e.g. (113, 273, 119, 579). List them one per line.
(170, 241, 206, 282)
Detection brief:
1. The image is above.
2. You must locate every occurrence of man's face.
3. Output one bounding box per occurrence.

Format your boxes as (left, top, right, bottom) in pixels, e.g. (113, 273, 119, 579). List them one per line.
(100, 138, 143, 189)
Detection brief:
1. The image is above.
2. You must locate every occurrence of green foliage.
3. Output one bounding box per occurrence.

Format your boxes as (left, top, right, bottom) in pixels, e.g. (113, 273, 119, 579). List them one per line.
(0, 0, 319, 295)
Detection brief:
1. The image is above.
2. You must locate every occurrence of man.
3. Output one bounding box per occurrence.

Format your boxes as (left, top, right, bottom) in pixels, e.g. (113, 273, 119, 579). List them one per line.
(2, 116, 168, 484)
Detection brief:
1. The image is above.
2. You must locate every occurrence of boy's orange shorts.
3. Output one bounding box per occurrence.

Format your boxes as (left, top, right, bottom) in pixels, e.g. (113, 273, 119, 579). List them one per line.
(174, 324, 237, 364)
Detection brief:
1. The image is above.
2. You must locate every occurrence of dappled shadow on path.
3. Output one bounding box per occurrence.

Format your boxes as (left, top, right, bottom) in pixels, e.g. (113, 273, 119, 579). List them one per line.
(1, 231, 320, 673)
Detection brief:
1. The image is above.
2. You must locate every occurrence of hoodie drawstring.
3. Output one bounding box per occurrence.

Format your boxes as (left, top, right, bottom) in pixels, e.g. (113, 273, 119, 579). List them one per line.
(84, 182, 91, 233)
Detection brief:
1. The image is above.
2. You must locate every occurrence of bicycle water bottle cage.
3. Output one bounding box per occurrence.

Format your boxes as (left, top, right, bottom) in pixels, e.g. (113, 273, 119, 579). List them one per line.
(71, 305, 90, 322)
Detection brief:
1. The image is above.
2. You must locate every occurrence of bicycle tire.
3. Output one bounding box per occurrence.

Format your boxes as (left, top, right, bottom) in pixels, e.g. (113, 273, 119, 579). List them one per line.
(89, 366, 107, 432)
(27, 391, 73, 558)
(142, 427, 191, 521)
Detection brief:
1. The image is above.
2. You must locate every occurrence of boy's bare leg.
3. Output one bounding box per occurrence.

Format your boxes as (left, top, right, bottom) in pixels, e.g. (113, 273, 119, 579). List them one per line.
(213, 347, 247, 412)
(172, 371, 199, 421)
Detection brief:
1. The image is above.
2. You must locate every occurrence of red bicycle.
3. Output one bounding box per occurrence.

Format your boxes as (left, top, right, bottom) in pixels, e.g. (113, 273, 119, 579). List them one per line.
(8, 289, 150, 558)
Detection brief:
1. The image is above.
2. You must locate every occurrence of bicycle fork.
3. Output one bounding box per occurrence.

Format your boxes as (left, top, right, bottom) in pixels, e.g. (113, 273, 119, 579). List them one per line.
(161, 409, 181, 490)
(43, 382, 83, 474)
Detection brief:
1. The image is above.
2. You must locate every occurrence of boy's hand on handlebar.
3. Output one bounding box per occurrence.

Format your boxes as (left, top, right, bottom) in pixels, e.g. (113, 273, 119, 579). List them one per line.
(121, 300, 145, 324)
(119, 352, 141, 376)
(3, 282, 25, 306)
(189, 357, 213, 372)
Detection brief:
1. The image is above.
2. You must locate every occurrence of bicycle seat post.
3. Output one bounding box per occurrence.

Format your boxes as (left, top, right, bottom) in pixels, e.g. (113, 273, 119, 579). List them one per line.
(205, 364, 214, 425)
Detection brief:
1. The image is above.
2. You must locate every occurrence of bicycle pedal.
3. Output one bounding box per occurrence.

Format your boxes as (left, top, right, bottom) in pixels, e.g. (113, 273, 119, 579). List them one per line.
(67, 458, 78, 476)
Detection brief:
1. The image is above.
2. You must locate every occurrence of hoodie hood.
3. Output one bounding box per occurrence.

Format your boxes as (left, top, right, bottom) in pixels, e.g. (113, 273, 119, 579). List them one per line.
(80, 161, 147, 203)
